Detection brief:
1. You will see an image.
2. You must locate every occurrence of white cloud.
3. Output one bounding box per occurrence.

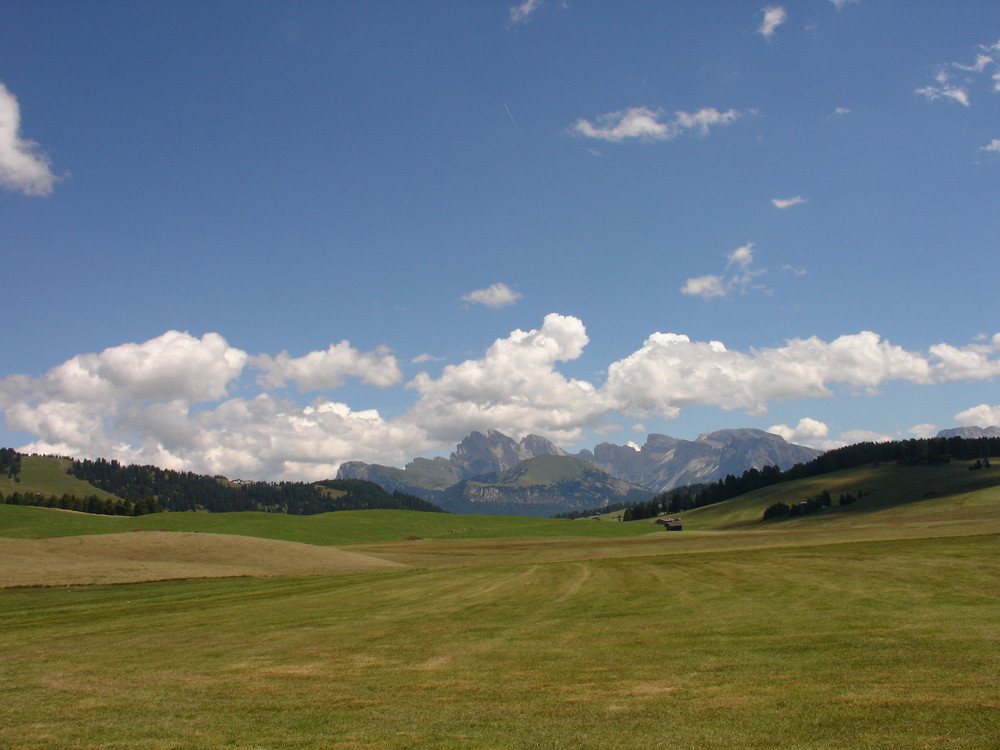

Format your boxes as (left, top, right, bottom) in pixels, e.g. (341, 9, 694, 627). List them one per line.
(838, 429, 896, 445)
(682, 243, 766, 299)
(927, 334, 1000, 382)
(772, 196, 806, 208)
(909, 423, 938, 439)
(3, 322, 999, 481)
(0, 82, 58, 197)
(954, 54, 994, 74)
(916, 84, 970, 107)
(680, 274, 727, 299)
(830, 0, 859, 9)
(757, 6, 787, 42)
(832, 107, 851, 117)
(404, 313, 605, 444)
(727, 244, 753, 268)
(462, 282, 523, 309)
(508, 0, 542, 25)
(918, 39, 1000, 107)
(602, 330, 942, 418)
(570, 106, 743, 143)
(954, 403, 1000, 427)
(767, 417, 829, 447)
(980, 139, 1000, 152)
(253, 342, 403, 391)
(411, 353, 444, 364)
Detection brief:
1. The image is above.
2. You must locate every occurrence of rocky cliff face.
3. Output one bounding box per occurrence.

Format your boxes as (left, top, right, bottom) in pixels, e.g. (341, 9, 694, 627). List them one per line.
(575, 428, 822, 493)
(449, 430, 564, 477)
(336, 430, 566, 497)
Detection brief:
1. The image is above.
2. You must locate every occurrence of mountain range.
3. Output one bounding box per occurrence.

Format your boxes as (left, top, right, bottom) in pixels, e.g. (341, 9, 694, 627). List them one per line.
(337, 428, 823, 515)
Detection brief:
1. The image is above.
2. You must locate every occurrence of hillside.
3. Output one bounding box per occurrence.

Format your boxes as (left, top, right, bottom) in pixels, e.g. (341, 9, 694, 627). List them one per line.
(0, 455, 122, 502)
(680, 459, 1000, 533)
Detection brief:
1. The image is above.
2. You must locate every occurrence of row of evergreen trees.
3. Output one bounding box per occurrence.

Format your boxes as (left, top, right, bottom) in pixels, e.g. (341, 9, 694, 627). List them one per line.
(67, 457, 445, 515)
(2, 491, 161, 516)
(0, 448, 20, 479)
(762, 489, 868, 521)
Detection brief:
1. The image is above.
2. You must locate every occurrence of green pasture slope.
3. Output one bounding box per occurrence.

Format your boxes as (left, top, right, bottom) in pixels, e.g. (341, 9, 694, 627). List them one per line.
(683, 460, 1000, 530)
(1, 462, 998, 748)
(0, 455, 121, 501)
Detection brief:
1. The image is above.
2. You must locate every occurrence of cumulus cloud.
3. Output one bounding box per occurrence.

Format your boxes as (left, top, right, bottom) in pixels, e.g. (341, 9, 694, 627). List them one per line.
(954, 403, 1000, 427)
(757, 6, 787, 41)
(909, 423, 938, 439)
(681, 243, 766, 299)
(0, 82, 59, 197)
(602, 330, 944, 418)
(462, 282, 523, 309)
(3, 321, 999, 481)
(404, 313, 605, 444)
(772, 196, 806, 208)
(570, 106, 744, 143)
(680, 274, 727, 299)
(767, 417, 829, 446)
(980, 139, 1000, 153)
(253, 342, 403, 391)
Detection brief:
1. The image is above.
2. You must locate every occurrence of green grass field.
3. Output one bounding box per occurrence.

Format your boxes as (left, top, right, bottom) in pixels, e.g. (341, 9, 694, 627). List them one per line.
(1, 461, 998, 748)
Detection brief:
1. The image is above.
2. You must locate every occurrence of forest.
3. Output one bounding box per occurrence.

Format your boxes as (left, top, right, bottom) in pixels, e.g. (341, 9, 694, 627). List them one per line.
(0, 454, 445, 516)
(66, 458, 446, 515)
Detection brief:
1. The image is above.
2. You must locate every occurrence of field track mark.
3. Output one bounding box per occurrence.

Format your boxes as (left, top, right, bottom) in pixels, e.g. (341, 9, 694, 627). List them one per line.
(556, 562, 591, 602)
(462, 564, 540, 601)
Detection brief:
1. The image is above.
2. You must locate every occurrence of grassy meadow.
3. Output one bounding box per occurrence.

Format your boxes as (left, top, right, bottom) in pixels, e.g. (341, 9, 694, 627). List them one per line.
(1, 461, 998, 748)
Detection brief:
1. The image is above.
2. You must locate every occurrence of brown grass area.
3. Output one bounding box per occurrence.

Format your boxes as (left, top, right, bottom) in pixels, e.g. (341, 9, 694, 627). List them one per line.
(0, 531, 407, 587)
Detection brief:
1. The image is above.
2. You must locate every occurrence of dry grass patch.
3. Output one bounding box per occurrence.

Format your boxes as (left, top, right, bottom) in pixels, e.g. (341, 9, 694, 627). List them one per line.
(0, 531, 406, 587)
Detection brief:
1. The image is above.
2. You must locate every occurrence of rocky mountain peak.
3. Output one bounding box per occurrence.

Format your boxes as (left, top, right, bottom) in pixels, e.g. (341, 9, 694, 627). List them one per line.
(520, 434, 567, 457)
(450, 430, 533, 477)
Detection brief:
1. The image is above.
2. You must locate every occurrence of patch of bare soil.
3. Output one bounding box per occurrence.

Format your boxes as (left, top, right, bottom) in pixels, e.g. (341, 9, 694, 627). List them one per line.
(0, 531, 407, 587)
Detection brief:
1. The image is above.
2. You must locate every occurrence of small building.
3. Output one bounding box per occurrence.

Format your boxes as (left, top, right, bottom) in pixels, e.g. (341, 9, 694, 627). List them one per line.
(652, 516, 683, 531)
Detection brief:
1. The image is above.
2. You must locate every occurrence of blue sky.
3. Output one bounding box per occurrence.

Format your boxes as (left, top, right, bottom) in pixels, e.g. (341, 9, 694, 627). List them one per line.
(1, 1, 998, 480)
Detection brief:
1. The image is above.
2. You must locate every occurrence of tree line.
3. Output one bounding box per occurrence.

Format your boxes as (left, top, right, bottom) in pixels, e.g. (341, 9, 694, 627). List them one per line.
(0, 448, 20, 479)
(2, 491, 161, 515)
(67, 457, 446, 515)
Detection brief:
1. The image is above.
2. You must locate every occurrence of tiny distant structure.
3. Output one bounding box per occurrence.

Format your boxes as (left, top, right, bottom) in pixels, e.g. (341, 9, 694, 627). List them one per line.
(651, 516, 683, 531)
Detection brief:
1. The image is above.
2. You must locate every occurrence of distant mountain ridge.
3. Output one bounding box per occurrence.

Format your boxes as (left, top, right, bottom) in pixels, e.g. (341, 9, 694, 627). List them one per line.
(337, 429, 566, 498)
(576, 428, 823, 492)
(435, 454, 654, 517)
(337, 427, 823, 514)
(937, 426, 1000, 439)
